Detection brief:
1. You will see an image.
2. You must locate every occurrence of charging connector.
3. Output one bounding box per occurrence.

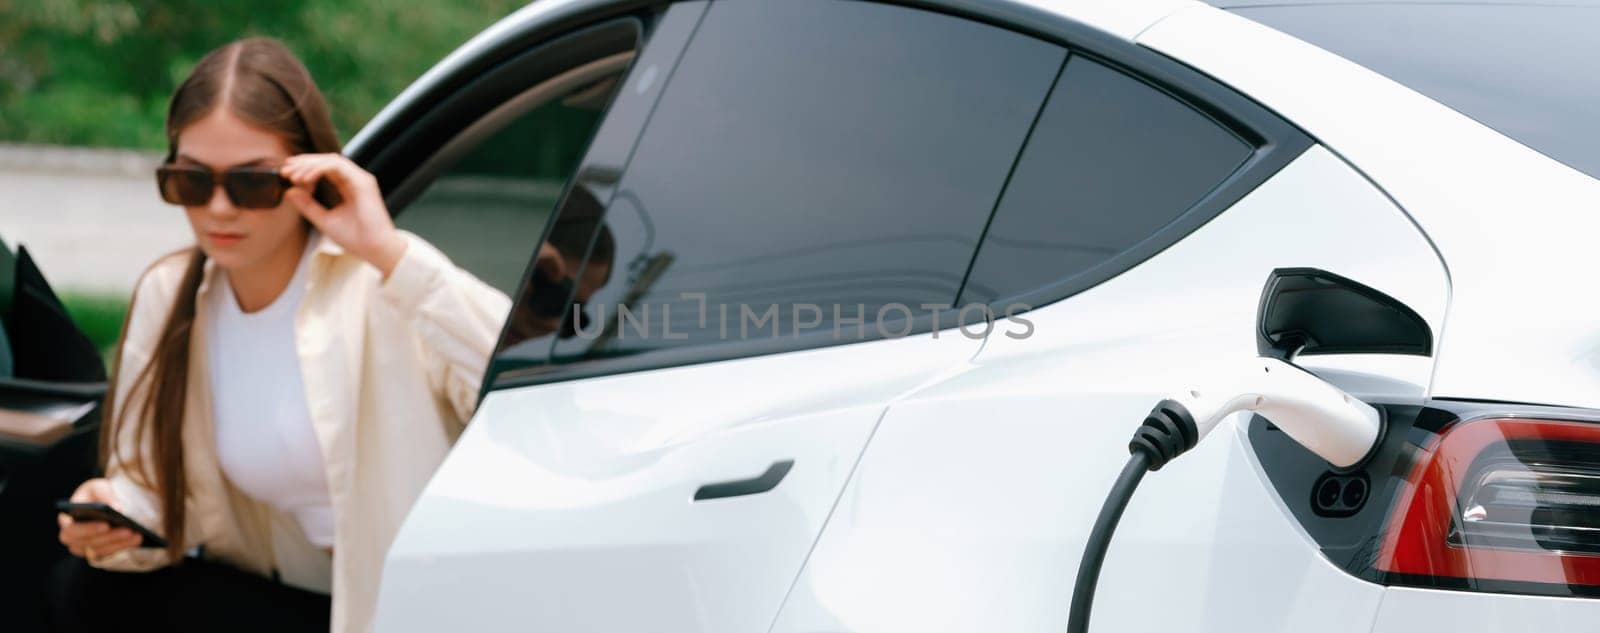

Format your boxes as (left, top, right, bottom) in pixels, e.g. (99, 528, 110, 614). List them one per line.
(1066, 357, 1382, 633)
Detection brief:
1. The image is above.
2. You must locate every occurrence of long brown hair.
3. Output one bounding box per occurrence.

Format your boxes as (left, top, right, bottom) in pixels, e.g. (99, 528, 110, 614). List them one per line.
(103, 37, 341, 559)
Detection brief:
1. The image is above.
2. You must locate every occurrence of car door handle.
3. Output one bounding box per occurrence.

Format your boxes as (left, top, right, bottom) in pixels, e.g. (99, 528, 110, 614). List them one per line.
(693, 460, 794, 501)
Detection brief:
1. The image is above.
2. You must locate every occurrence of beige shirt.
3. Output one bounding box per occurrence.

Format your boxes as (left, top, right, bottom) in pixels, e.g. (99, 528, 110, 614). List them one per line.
(93, 231, 511, 633)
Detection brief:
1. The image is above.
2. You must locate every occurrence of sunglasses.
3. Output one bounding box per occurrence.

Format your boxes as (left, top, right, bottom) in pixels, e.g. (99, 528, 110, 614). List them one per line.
(156, 163, 342, 209)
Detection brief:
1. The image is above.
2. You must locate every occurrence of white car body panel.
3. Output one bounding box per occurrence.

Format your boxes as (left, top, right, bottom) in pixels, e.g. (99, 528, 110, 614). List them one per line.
(768, 146, 1446, 632)
(1140, 4, 1600, 410)
(374, 331, 981, 631)
(1372, 587, 1600, 629)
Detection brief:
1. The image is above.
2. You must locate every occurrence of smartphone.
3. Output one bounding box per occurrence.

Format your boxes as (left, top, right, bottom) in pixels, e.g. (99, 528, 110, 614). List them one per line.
(55, 500, 168, 549)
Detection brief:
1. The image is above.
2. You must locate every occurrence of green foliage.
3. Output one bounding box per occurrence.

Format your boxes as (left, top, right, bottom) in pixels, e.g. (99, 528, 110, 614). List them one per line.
(58, 291, 128, 369)
(0, 0, 523, 149)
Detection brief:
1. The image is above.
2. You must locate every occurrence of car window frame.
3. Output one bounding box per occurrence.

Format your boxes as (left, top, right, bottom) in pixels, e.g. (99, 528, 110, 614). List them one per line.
(353, 17, 644, 215)
(345, 0, 667, 169)
(383, 49, 636, 214)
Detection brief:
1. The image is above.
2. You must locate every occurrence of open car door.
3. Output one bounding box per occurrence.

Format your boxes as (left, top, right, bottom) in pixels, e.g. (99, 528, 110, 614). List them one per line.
(0, 234, 109, 631)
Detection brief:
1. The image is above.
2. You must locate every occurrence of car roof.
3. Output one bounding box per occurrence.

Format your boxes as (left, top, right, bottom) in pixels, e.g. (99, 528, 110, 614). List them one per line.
(1208, 0, 1600, 180)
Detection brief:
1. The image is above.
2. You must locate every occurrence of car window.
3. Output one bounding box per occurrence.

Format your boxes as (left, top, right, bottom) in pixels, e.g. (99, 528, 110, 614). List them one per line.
(526, 0, 1062, 376)
(958, 55, 1253, 307)
(372, 14, 640, 302)
(396, 97, 607, 295)
(487, 2, 706, 378)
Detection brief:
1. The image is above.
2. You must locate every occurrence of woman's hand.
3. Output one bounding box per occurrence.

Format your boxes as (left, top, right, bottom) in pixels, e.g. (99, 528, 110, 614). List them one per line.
(57, 478, 142, 562)
(281, 153, 409, 278)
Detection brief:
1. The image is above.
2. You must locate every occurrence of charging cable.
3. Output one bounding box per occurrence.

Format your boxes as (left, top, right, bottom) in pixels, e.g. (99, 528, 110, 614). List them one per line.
(1066, 356, 1381, 633)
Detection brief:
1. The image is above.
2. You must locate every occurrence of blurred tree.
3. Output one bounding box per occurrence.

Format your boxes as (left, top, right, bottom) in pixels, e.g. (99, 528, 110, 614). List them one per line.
(0, 0, 522, 149)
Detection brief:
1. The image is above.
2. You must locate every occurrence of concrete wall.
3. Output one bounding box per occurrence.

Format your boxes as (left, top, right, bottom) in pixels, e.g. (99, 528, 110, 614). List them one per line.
(1, 144, 189, 296)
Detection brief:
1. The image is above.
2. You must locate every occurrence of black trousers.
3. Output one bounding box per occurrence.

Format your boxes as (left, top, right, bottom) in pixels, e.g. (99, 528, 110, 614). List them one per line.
(46, 555, 330, 633)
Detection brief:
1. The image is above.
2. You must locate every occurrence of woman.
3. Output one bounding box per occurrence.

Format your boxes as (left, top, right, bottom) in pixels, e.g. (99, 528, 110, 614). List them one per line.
(48, 37, 509, 632)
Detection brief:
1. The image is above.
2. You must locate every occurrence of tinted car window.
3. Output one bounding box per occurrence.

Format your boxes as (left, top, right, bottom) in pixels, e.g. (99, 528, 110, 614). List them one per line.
(959, 55, 1252, 306)
(1231, 3, 1600, 180)
(539, 0, 1063, 368)
(489, 2, 705, 374)
(396, 99, 604, 295)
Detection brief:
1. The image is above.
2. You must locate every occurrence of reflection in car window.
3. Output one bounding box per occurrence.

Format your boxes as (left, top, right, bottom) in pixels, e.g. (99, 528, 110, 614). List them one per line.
(959, 55, 1252, 306)
(547, 0, 1064, 366)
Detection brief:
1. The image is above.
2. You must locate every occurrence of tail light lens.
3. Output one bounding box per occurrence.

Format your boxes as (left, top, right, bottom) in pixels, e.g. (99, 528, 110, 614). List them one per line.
(1377, 417, 1600, 589)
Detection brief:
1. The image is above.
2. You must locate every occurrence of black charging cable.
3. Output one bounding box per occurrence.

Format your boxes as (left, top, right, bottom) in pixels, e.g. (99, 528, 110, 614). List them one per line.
(1066, 399, 1200, 633)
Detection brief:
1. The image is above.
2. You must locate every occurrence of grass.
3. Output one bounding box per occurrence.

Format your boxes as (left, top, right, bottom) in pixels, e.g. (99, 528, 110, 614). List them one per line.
(58, 292, 129, 371)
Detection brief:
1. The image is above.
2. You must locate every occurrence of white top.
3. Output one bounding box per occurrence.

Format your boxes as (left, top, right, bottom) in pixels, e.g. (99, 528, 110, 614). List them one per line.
(207, 235, 335, 548)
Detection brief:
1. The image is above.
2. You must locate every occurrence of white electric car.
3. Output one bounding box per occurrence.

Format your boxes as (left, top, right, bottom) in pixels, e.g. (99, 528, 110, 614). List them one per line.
(13, 0, 1594, 631)
(347, 0, 1600, 630)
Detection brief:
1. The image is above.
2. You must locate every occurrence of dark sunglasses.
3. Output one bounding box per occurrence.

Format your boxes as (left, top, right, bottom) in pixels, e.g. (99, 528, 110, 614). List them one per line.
(156, 164, 342, 209)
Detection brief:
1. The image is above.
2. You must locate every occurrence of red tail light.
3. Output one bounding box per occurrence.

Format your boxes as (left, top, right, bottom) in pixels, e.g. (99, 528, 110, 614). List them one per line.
(1377, 416, 1600, 589)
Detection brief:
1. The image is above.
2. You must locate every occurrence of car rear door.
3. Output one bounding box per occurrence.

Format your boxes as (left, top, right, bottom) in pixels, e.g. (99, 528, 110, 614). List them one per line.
(371, 1, 1069, 630)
